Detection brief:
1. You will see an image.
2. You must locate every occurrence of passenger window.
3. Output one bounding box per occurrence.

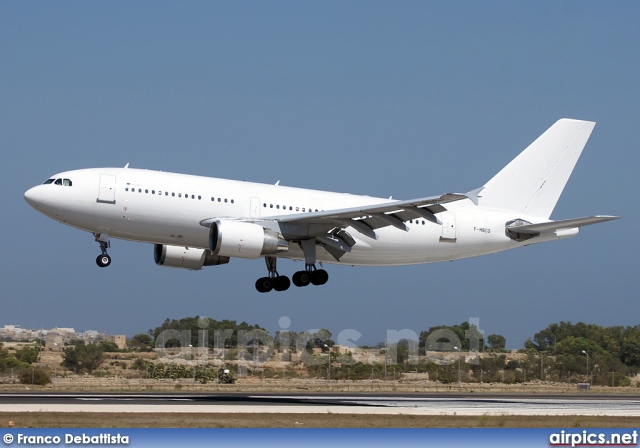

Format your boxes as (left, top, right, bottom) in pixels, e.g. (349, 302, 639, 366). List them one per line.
(178, 193, 182, 197)
(231, 199, 234, 204)
(152, 190, 155, 194)
(212, 197, 215, 201)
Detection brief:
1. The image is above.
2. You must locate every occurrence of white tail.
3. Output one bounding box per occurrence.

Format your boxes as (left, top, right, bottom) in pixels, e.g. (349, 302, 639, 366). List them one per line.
(475, 119, 596, 218)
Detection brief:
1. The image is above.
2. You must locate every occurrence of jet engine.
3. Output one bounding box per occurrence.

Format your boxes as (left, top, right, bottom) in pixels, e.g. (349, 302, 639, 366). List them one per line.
(209, 220, 289, 259)
(154, 244, 230, 270)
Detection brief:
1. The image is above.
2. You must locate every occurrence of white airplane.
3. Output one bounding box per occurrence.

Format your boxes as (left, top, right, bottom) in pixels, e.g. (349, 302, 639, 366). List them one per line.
(24, 119, 619, 293)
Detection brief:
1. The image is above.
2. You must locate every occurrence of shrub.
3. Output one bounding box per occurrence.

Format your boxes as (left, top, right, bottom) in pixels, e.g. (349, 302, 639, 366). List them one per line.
(218, 366, 236, 384)
(18, 368, 51, 386)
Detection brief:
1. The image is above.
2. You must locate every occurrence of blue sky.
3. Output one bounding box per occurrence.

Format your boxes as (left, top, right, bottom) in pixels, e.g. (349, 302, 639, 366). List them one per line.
(1, 2, 637, 348)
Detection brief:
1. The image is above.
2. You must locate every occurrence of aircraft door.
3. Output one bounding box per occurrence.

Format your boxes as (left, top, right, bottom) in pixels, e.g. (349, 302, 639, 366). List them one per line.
(439, 212, 457, 242)
(250, 197, 261, 218)
(97, 174, 117, 204)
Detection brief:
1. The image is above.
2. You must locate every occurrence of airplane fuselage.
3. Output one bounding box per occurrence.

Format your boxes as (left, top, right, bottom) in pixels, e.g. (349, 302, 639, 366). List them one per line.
(24, 167, 554, 267)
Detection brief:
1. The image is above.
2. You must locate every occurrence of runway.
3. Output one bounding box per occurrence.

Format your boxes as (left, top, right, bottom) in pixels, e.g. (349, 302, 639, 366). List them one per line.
(1, 392, 639, 416)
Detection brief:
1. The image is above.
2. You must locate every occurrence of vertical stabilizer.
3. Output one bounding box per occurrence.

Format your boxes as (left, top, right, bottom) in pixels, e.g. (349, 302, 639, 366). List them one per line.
(476, 119, 595, 218)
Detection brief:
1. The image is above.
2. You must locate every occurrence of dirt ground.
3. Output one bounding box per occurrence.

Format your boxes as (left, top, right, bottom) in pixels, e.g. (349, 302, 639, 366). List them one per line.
(1, 412, 639, 428)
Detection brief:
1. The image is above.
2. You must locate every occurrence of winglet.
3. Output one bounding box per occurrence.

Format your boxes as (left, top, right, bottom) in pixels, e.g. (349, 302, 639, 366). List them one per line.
(465, 187, 484, 206)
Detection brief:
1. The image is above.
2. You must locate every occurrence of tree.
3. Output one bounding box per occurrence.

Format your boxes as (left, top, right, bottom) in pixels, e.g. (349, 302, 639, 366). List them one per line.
(388, 339, 414, 364)
(487, 334, 506, 351)
(419, 322, 485, 353)
(129, 333, 154, 351)
(15, 346, 39, 364)
(0, 345, 29, 372)
(98, 340, 120, 353)
(151, 316, 265, 348)
(62, 343, 105, 373)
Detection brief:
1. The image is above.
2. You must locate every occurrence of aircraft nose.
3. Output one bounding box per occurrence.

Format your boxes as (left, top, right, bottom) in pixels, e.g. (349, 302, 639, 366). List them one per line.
(24, 186, 42, 208)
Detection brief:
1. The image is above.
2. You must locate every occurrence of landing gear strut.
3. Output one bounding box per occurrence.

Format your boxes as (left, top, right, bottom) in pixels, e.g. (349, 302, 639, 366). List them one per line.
(255, 257, 290, 293)
(94, 234, 111, 268)
(291, 239, 328, 287)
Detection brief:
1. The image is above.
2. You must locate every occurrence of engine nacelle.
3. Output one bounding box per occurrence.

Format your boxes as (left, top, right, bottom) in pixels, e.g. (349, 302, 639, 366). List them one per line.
(154, 244, 230, 270)
(209, 220, 289, 259)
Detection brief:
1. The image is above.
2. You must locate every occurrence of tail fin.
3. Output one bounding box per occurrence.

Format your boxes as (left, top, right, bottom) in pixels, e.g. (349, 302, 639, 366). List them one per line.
(474, 119, 596, 218)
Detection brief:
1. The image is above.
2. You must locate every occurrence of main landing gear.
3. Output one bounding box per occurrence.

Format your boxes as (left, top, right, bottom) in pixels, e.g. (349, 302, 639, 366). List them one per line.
(292, 265, 329, 287)
(94, 234, 112, 268)
(255, 256, 291, 293)
(256, 257, 329, 293)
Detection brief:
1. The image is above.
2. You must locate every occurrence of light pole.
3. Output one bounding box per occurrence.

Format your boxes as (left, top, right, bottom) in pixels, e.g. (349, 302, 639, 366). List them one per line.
(189, 344, 195, 383)
(581, 350, 589, 384)
(323, 343, 331, 382)
(454, 346, 461, 385)
(38, 331, 44, 369)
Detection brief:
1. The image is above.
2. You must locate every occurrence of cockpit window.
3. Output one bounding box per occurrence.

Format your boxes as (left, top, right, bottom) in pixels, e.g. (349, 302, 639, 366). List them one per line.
(46, 178, 73, 186)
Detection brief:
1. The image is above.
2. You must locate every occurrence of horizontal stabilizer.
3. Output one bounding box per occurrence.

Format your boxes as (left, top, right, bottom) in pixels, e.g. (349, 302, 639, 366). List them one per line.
(508, 215, 620, 235)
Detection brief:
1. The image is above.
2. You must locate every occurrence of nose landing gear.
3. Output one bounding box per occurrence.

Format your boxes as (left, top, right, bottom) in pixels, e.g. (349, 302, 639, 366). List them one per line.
(94, 234, 112, 268)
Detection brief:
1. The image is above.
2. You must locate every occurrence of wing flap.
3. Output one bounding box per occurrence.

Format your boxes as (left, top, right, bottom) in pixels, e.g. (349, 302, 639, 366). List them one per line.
(272, 192, 468, 239)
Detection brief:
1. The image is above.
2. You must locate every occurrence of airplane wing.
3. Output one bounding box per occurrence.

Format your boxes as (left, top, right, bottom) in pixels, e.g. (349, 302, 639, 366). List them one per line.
(260, 192, 469, 260)
(201, 193, 468, 261)
(507, 215, 620, 235)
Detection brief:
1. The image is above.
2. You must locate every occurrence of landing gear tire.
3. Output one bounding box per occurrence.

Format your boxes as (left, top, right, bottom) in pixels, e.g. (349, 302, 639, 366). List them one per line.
(311, 269, 329, 286)
(273, 275, 291, 291)
(255, 277, 273, 293)
(292, 270, 311, 287)
(96, 254, 111, 268)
